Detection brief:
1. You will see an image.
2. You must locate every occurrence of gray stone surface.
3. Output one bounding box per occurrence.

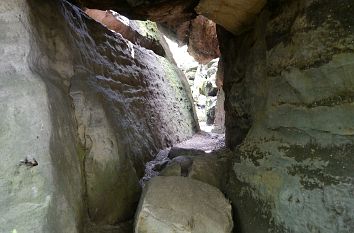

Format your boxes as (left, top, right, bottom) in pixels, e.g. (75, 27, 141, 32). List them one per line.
(219, 1, 354, 232)
(212, 89, 225, 133)
(134, 176, 233, 233)
(0, 0, 198, 231)
(161, 149, 231, 190)
(168, 147, 206, 159)
(64, 3, 198, 224)
(196, 0, 266, 34)
(189, 59, 220, 125)
(0, 1, 84, 232)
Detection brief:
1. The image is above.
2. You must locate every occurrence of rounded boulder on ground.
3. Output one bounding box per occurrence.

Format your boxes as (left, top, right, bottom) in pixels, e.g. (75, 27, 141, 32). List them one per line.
(134, 176, 233, 233)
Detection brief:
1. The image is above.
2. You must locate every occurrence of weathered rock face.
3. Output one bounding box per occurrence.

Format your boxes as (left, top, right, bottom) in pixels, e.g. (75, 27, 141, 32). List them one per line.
(77, 0, 198, 34)
(67, 1, 199, 225)
(78, 0, 221, 64)
(160, 148, 231, 190)
(3, 0, 354, 232)
(187, 15, 220, 64)
(188, 59, 219, 125)
(213, 60, 225, 133)
(84, 8, 166, 57)
(1, 0, 198, 231)
(196, 0, 266, 35)
(0, 1, 84, 232)
(213, 64, 225, 133)
(134, 176, 233, 233)
(219, 0, 354, 232)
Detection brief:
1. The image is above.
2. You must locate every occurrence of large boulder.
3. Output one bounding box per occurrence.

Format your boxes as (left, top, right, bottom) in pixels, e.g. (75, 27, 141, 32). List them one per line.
(196, 0, 266, 34)
(134, 176, 233, 233)
(0, 0, 199, 231)
(0, 1, 84, 232)
(219, 0, 354, 232)
(67, 1, 198, 225)
(187, 15, 220, 64)
(161, 149, 231, 190)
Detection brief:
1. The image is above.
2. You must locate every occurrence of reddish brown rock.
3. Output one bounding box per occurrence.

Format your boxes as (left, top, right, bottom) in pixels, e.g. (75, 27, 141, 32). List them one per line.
(80, 2, 223, 63)
(85, 8, 131, 34)
(79, 0, 198, 32)
(84, 8, 165, 56)
(187, 15, 220, 64)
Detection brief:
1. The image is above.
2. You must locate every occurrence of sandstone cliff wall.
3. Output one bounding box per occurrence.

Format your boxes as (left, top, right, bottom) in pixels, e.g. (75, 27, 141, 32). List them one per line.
(219, 1, 354, 232)
(0, 0, 198, 231)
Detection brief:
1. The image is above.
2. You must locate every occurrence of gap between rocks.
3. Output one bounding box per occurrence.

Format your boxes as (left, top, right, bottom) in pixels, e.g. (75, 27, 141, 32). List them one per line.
(80, 6, 233, 232)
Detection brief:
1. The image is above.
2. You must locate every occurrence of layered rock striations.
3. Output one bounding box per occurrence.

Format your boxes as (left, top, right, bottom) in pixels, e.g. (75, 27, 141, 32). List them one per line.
(219, 0, 354, 232)
(2, 0, 354, 232)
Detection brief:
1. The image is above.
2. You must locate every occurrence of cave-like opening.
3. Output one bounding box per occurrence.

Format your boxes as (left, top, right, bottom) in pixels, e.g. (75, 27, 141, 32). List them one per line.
(163, 36, 225, 134)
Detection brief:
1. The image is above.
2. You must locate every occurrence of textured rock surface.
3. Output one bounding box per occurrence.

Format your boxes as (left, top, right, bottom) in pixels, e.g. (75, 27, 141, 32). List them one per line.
(0, 0, 198, 231)
(77, 0, 198, 35)
(134, 176, 233, 233)
(196, 0, 266, 34)
(161, 149, 231, 190)
(219, 1, 354, 232)
(141, 131, 226, 186)
(213, 89, 225, 133)
(187, 15, 220, 64)
(84, 8, 165, 56)
(0, 1, 84, 232)
(79, 0, 221, 63)
(66, 1, 198, 224)
(213, 60, 225, 133)
(188, 59, 220, 125)
(3, 0, 354, 232)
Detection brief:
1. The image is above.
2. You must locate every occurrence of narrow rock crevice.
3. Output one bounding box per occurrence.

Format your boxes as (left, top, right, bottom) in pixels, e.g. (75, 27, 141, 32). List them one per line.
(2, 0, 354, 233)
